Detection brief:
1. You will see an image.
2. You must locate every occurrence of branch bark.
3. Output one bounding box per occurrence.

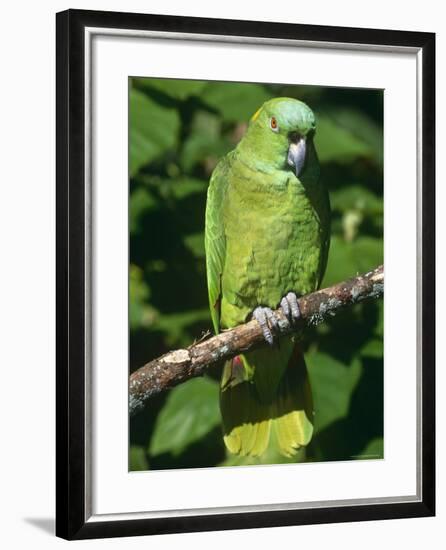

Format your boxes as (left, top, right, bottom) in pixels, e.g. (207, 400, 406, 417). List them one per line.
(129, 265, 384, 416)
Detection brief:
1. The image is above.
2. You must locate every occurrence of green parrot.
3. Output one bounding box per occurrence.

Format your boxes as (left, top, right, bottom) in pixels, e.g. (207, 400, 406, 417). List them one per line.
(205, 97, 330, 457)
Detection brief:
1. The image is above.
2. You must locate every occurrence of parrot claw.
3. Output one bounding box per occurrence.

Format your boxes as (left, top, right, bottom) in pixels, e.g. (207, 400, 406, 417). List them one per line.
(265, 307, 280, 333)
(252, 306, 278, 346)
(280, 292, 301, 324)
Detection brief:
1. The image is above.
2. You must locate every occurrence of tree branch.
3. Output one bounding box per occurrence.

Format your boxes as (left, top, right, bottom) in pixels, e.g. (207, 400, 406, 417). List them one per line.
(129, 265, 384, 416)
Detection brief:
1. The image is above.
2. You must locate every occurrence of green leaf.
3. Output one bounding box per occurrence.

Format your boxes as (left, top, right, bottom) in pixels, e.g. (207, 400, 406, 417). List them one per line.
(134, 175, 207, 201)
(134, 77, 207, 100)
(315, 114, 373, 164)
(329, 185, 383, 241)
(179, 110, 231, 173)
(129, 89, 180, 176)
(321, 235, 355, 287)
(167, 177, 207, 200)
(201, 82, 273, 122)
(330, 185, 383, 217)
(184, 232, 205, 258)
(322, 235, 383, 287)
(153, 308, 211, 347)
(129, 187, 158, 235)
(181, 133, 231, 173)
(325, 108, 383, 167)
(129, 445, 149, 471)
(306, 351, 362, 433)
(360, 338, 383, 358)
(375, 300, 384, 337)
(129, 264, 151, 330)
(353, 236, 384, 273)
(149, 377, 221, 456)
(356, 437, 384, 460)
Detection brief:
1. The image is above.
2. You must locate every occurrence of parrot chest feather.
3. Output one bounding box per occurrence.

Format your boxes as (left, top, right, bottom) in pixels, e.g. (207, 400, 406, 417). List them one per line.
(220, 161, 328, 329)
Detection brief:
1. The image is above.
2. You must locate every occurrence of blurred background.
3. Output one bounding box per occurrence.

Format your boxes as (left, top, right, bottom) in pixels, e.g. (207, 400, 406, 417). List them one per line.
(129, 78, 383, 471)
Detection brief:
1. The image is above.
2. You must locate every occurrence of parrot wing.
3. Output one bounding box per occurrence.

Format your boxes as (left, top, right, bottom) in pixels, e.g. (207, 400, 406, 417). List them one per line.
(316, 202, 331, 289)
(205, 154, 232, 334)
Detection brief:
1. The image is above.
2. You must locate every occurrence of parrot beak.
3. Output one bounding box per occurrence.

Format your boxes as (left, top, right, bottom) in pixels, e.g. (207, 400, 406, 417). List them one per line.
(287, 135, 306, 177)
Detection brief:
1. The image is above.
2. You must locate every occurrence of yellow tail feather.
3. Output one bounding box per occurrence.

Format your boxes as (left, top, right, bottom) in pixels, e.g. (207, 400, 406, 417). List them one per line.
(220, 345, 313, 458)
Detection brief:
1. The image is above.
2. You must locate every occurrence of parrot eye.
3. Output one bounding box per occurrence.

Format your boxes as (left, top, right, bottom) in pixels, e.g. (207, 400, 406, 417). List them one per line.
(270, 117, 279, 132)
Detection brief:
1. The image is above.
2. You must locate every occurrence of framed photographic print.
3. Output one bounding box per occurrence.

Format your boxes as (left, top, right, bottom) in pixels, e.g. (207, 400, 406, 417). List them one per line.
(56, 9, 435, 540)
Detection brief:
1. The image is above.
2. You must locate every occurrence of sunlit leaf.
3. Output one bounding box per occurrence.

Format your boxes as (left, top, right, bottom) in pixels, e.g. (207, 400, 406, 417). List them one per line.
(201, 82, 273, 122)
(129, 89, 180, 176)
(353, 236, 384, 273)
(181, 133, 231, 173)
(168, 177, 207, 200)
(135, 175, 207, 201)
(322, 235, 383, 287)
(129, 264, 151, 330)
(330, 185, 383, 217)
(361, 338, 384, 358)
(184, 232, 206, 258)
(149, 377, 221, 456)
(356, 437, 384, 460)
(134, 77, 207, 100)
(180, 110, 232, 172)
(129, 445, 149, 471)
(326, 108, 383, 166)
(315, 114, 373, 164)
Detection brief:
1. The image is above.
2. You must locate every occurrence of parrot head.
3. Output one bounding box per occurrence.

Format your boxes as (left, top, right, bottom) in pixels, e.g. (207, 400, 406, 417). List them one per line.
(242, 97, 317, 177)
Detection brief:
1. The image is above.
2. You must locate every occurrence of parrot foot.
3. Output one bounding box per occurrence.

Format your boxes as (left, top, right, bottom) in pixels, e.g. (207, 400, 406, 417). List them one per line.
(252, 306, 279, 346)
(280, 292, 301, 324)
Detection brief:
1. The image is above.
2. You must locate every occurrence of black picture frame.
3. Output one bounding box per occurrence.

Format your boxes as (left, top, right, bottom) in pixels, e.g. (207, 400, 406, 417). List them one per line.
(56, 9, 435, 540)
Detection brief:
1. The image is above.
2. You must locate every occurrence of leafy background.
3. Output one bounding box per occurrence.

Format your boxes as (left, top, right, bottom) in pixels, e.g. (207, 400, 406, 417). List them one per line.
(129, 78, 384, 470)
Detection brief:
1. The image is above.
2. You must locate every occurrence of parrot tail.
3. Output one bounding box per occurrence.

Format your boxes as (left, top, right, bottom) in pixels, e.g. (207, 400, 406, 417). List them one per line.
(220, 344, 314, 458)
